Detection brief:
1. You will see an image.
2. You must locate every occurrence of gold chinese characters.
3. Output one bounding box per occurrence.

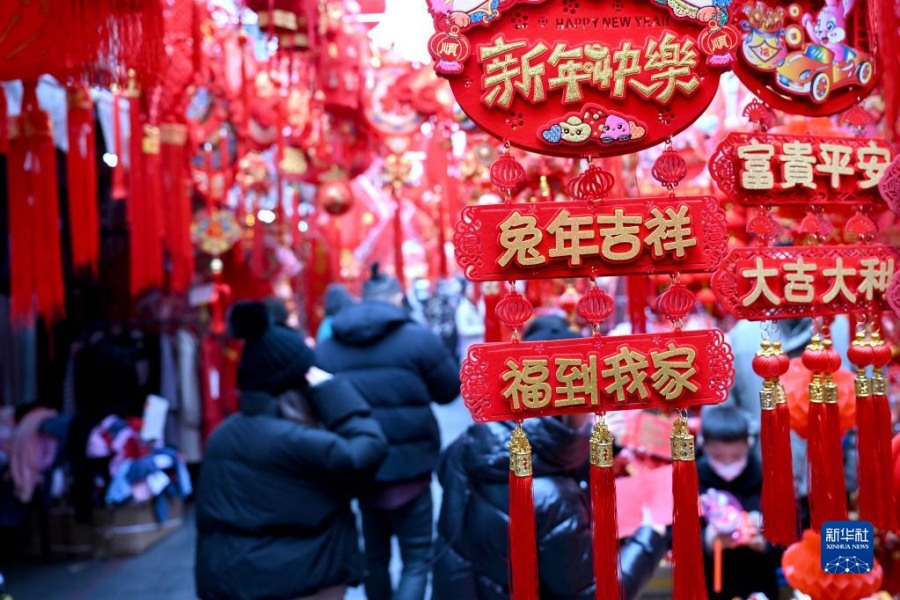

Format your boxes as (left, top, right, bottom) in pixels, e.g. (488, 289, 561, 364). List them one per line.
(498, 205, 697, 269)
(741, 256, 895, 308)
(501, 343, 699, 412)
(479, 33, 701, 110)
(737, 138, 890, 191)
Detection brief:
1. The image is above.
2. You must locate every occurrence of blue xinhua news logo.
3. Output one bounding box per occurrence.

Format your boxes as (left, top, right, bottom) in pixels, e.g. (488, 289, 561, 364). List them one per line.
(821, 521, 874, 574)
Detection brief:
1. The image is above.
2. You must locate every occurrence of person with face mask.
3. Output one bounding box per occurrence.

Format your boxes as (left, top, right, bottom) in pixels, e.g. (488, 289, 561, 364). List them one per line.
(697, 405, 780, 600)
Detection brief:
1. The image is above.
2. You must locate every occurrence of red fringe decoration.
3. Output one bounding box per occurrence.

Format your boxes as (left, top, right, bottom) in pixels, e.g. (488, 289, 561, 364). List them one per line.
(760, 402, 797, 545)
(856, 392, 882, 524)
(873, 390, 897, 531)
(807, 396, 848, 530)
(141, 125, 165, 291)
(776, 399, 798, 540)
(7, 82, 66, 327)
(111, 91, 127, 201)
(66, 83, 100, 275)
(508, 426, 539, 600)
(590, 421, 622, 600)
(160, 124, 194, 294)
(0, 87, 8, 154)
(824, 400, 849, 519)
(753, 341, 797, 546)
(671, 420, 708, 600)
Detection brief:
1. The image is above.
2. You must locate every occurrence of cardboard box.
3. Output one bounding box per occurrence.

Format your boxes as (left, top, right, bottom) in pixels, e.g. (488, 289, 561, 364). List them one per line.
(90, 498, 184, 558)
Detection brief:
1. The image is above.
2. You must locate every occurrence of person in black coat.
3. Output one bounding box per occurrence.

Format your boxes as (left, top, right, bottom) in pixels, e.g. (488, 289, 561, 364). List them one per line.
(316, 266, 461, 600)
(433, 417, 667, 600)
(195, 303, 387, 600)
(697, 405, 781, 600)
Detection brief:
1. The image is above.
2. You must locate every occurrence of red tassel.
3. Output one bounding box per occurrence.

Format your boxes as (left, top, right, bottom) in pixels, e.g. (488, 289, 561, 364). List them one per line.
(804, 336, 848, 530)
(111, 90, 127, 201)
(0, 87, 8, 154)
(508, 425, 539, 600)
(590, 420, 622, 600)
(126, 76, 148, 298)
(66, 83, 100, 275)
(850, 330, 882, 526)
(871, 331, 897, 531)
(7, 83, 66, 327)
(753, 340, 797, 545)
(671, 417, 708, 600)
(141, 124, 164, 291)
(160, 123, 194, 294)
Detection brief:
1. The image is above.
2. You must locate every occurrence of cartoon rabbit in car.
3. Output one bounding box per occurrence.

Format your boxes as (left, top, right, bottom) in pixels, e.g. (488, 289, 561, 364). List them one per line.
(774, 0, 873, 102)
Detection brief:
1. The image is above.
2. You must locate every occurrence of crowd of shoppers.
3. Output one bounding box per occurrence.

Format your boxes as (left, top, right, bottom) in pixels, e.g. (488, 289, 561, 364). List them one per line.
(194, 269, 789, 600)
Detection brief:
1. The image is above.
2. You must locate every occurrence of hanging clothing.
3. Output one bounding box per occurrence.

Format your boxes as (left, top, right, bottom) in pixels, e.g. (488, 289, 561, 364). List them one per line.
(10, 407, 58, 503)
(177, 329, 202, 463)
(159, 333, 180, 448)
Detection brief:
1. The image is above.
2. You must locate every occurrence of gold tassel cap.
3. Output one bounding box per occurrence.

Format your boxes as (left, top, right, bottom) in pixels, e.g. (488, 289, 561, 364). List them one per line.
(509, 425, 533, 477)
(590, 419, 614, 468)
(671, 416, 695, 462)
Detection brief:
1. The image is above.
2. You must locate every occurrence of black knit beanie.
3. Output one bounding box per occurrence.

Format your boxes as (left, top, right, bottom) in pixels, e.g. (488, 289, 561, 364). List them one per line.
(229, 302, 315, 396)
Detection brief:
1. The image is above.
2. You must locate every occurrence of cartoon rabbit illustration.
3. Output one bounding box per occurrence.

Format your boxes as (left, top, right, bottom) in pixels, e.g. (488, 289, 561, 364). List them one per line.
(802, 0, 855, 62)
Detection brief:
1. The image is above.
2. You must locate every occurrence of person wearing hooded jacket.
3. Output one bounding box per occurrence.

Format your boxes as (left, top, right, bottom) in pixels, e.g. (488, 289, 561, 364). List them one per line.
(195, 302, 387, 600)
(316, 265, 461, 600)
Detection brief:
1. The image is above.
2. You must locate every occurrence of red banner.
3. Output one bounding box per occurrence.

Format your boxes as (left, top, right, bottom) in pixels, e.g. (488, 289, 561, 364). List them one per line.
(461, 330, 734, 422)
(455, 196, 728, 281)
(709, 133, 893, 206)
(711, 245, 897, 321)
(426, 0, 723, 157)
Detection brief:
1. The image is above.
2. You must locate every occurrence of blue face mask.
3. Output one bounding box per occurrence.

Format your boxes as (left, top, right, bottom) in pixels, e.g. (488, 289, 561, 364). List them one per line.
(708, 457, 748, 482)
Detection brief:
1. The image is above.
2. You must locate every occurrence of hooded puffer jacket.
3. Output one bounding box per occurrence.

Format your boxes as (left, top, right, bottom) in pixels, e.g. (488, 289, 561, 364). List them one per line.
(195, 377, 387, 600)
(316, 301, 461, 483)
(434, 419, 667, 600)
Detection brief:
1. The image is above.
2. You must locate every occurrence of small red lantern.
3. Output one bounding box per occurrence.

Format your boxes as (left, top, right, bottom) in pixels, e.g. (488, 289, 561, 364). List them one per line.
(316, 179, 355, 217)
(783, 531, 882, 600)
(656, 284, 696, 324)
(652, 146, 687, 190)
(577, 287, 614, 328)
(490, 153, 526, 197)
(567, 165, 614, 201)
(496, 292, 533, 332)
(697, 24, 740, 67)
(428, 29, 471, 75)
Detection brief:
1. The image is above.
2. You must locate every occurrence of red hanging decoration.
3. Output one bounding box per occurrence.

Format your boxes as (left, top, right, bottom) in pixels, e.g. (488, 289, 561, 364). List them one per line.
(752, 340, 797, 546)
(849, 330, 882, 528)
(490, 152, 526, 198)
(590, 419, 621, 600)
(508, 425, 539, 600)
(0, 87, 8, 154)
(670, 416, 708, 600)
(566, 163, 614, 201)
(65, 83, 100, 275)
(7, 81, 65, 326)
(141, 124, 165, 292)
(495, 291, 533, 334)
(651, 146, 688, 191)
(111, 90, 127, 201)
(870, 330, 897, 531)
(782, 531, 883, 600)
(160, 124, 194, 294)
(656, 283, 696, 325)
(803, 335, 848, 530)
(577, 286, 614, 330)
